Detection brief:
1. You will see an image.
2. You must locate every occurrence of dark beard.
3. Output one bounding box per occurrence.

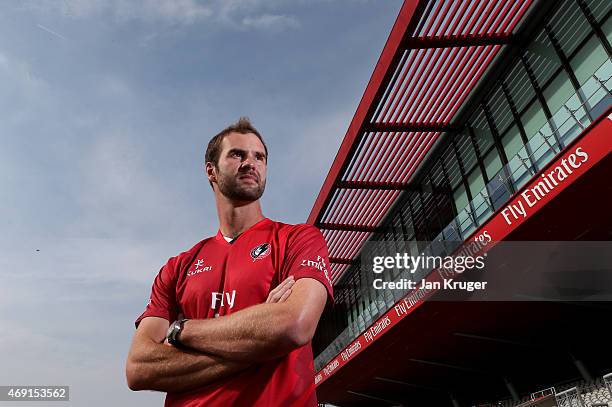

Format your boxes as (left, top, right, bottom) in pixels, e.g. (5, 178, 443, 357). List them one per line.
(217, 170, 266, 202)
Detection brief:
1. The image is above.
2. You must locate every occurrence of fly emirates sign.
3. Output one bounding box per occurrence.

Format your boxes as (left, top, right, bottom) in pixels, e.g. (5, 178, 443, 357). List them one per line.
(501, 146, 588, 226)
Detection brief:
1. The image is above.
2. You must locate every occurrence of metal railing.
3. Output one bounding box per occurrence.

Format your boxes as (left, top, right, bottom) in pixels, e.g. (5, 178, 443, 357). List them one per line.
(531, 387, 556, 400)
(314, 59, 612, 372)
(555, 387, 584, 407)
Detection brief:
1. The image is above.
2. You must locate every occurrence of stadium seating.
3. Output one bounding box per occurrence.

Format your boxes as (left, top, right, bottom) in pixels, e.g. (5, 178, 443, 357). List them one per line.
(579, 378, 611, 406)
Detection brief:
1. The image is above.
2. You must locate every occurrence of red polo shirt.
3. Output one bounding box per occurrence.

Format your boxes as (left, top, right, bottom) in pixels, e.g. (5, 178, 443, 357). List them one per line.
(135, 218, 334, 406)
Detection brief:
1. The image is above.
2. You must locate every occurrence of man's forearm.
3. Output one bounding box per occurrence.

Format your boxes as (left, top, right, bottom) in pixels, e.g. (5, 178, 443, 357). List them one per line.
(180, 302, 301, 363)
(126, 277, 299, 393)
(179, 278, 327, 364)
(127, 339, 250, 393)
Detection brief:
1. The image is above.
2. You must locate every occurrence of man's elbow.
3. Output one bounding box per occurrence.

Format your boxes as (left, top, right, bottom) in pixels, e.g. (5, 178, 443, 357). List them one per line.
(277, 282, 327, 350)
(285, 313, 317, 348)
(125, 359, 149, 391)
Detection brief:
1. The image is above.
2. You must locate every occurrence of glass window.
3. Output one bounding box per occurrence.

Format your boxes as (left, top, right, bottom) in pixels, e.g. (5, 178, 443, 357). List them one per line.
(468, 168, 490, 224)
(552, 91, 591, 146)
(392, 217, 405, 241)
(520, 99, 548, 139)
(407, 240, 420, 258)
(507, 145, 533, 191)
(487, 166, 512, 211)
(570, 35, 609, 85)
(456, 206, 475, 237)
(549, 0, 591, 57)
(484, 149, 503, 180)
(586, 59, 612, 119)
(502, 125, 524, 160)
(409, 194, 428, 241)
(467, 168, 485, 199)
(467, 168, 489, 223)
(543, 70, 575, 115)
(442, 219, 462, 242)
(604, 13, 612, 45)
(442, 148, 463, 189)
(429, 162, 447, 189)
(471, 112, 497, 153)
(453, 184, 469, 213)
(528, 130, 557, 171)
(525, 30, 562, 87)
(433, 192, 455, 230)
(453, 184, 474, 236)
(488, 87, 514, 135)
(585, 0, 611, 24)
(400, 206, 415, 240)
(410, 193, 422, 215)
(455, 134, 478, 174)
(420, 190, 438, 231)
(507, 63, 536, 113)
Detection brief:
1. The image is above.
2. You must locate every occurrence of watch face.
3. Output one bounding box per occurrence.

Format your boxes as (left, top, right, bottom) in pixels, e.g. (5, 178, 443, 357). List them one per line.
(166, 322, 176, 342)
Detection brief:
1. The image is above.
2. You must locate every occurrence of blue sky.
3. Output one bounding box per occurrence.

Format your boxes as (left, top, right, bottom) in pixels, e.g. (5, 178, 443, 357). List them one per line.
(0, 1, 402, 405)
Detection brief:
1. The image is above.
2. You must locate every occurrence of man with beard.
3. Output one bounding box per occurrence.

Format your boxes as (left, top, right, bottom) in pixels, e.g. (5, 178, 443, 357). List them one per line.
(126, 118, 334, 406)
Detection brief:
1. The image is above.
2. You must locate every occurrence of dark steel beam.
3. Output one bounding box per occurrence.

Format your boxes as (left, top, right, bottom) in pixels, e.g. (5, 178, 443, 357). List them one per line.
(403, 33, 513, 49)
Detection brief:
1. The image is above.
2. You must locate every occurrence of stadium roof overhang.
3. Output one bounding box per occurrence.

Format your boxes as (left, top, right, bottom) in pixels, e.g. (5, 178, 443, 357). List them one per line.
(315, 111, 612, 405)
(307, 0, 535, 284)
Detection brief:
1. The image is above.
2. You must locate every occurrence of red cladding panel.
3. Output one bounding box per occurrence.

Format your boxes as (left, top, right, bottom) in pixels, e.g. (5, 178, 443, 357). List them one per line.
(309, 0, 535, 284)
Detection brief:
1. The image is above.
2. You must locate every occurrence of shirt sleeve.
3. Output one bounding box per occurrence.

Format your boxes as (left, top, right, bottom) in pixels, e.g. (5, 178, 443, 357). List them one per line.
(134, 257, 180, 328)
(282, 224, 334, 306)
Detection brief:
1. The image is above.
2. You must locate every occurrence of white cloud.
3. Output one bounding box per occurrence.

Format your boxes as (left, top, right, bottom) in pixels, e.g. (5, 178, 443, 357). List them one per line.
(22, 0, 301, 30)
(23, 0, 212, 25)
(212, 0, 301, 31)
(241, 14, 301, 31)
(214, 0, 285, 14)
(113, 0, 213, 24)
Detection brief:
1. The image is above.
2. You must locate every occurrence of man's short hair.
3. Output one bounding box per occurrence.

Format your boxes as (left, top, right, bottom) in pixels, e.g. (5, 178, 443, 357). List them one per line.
(205, 117, 268, 168)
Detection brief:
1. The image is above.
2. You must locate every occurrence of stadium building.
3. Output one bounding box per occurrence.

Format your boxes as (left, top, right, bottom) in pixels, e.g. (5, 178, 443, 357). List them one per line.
(309, 0, 612, 406)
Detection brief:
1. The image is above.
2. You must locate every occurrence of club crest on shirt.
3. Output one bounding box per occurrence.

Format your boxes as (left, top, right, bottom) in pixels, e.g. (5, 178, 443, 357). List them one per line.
(250, 243, 271, 262)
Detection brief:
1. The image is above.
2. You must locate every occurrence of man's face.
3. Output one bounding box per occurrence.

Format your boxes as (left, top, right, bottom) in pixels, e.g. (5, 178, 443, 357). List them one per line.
(210, 132, 267, 202)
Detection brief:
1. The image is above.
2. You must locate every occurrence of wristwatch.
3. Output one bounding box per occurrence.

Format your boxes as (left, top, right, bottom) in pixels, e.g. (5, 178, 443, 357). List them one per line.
(166, 318, 189, 346)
